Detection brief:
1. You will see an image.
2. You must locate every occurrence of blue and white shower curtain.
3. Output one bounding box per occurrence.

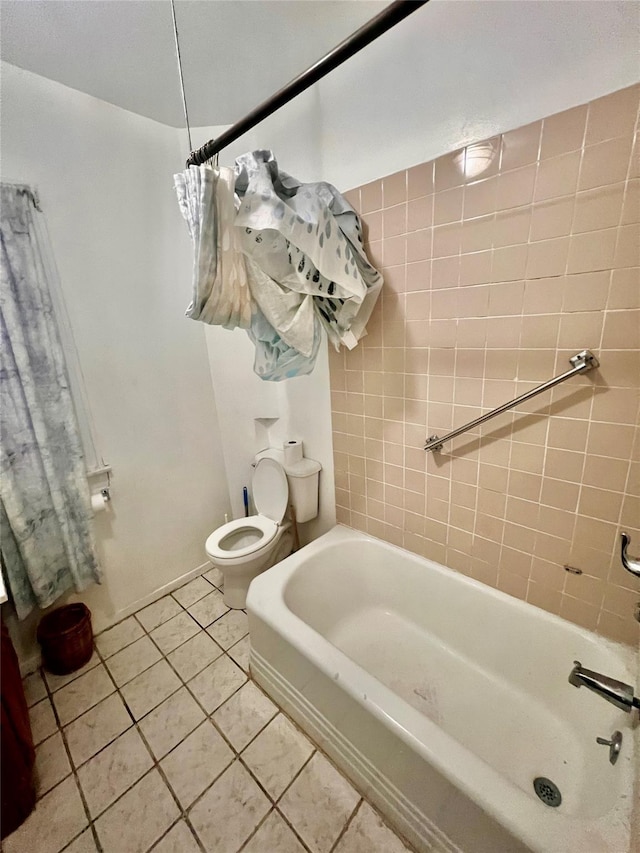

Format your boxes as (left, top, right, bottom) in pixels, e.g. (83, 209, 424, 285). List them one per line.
(175, 150, 383, 380)
(0, 185, 101, 620)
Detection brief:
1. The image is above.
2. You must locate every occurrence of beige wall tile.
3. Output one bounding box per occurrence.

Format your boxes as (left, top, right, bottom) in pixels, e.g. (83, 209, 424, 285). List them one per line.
(578, 486, 623, 523)
(434, 150, 465, 192)
(601, 310, 640, 350)
(522, 279, 564, 314)
(556, 310, 603, 349)
(540, 104, 588, 159)
(383, 235, 407, 267)
(343, 187, 360, 209)
(630, 134, 640, 180)
(431, 256, 460, 288)
(336, 87, 638, 645)
(613, 224, 640, 269)
(492, 245, 528, 282)
(620, 179, 639, 225)
(406, 259, 431, 292)
(501, 121, 542, 171)
(362, 210, 382, 242)
(572, 184, 625, 234)
(585, 84, 639, 146)
(498, 570, 530, 600)
(407, 195, 433, 231)
(503, 521, 536, 552)
(534, 151, 580, 202)
(518, 349, 557, 382)
(582, 455, 630, 492)
(527, 581, 562, 615)
(597, 350, 640, 387)
(530, 197, 575, 242)
(383, 170, 407, 206)
(461, 215, 495, 253)
(530, 555, 566, 590)
(431, 289, 460, 320)
(406, 229, 431, 263)
(508, 469, 542, 501)
(501, 546, 533, 577)
(590, 387, 640, 425)
(525, 236, 569, 279)
(360, 180, 382, 213)
(602, 583, 640, 619)
(383, 203, 407, 238)
(496, 165, 537, 210)
(596, 611, 639, 647)
(407, 162, 434, 199)
(621, 494, 640, 529)
(493, 207, 530, 248)
(433, 223, 461, 258)
(544, 448, 584, 483)
(578, 136, 633, 192)
(566, 228, 617, 274)
(587, 422, 635, 459)
(540, 478, 579, 511)
(434, 187, 464, 226)
(508, 441, 544, 474)
(562, 270, 609, 312)
(519, 314, 559, 348)
(460, 251, 493, 287)
(464, 177, 498, 219)
(560, 595, 600, 631)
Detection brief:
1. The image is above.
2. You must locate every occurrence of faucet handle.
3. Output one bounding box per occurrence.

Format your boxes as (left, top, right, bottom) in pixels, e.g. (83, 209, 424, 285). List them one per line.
(621, 533, 640, 579)
(596, 731, 623, 765)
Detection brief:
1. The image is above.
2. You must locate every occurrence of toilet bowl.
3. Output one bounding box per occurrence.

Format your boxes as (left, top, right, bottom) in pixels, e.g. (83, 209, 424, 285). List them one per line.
(205, 457, 294, 608)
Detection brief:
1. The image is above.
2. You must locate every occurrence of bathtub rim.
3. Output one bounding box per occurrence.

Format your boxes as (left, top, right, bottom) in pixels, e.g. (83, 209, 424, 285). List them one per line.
(247, 524, 637, 853)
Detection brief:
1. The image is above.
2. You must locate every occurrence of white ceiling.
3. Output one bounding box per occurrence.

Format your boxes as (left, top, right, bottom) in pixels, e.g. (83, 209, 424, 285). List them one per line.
(0, 0, 387, 127)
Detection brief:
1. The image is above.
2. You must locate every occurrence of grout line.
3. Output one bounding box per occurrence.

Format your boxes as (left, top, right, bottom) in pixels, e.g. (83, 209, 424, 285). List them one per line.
(327, 797, 363, 853)
(40, 665, 104, 853)
(90, 635, 223, 850)
(29, 577, 417, 853)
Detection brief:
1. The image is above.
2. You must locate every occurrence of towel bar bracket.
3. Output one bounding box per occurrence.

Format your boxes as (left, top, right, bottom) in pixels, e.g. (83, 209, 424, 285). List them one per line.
(424, 349, 599, 453)
(569, 349, 599, 371)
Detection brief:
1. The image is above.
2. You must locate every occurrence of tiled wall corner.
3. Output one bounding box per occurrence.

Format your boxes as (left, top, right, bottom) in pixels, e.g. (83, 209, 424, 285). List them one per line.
(331, 84, 640, 647)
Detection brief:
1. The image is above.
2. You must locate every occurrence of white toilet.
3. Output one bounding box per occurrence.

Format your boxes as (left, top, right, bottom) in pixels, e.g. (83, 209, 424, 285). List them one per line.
(205, 453, 320, 608)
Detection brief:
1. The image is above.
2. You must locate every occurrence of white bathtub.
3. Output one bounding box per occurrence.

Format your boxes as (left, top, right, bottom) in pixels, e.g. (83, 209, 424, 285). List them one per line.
(247, 525, 638, 853)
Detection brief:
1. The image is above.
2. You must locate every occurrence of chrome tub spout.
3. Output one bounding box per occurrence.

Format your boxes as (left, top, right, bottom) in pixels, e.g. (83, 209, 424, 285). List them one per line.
(569, 661, 640, 713)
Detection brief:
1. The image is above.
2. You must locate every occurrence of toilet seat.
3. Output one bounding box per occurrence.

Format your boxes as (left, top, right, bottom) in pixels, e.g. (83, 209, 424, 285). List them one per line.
(252, 457, 288, 522)
(205, 515, 279, 562)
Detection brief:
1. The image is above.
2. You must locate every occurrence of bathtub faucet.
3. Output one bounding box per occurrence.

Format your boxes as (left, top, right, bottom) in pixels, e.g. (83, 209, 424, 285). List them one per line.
(569, 661, 640, 713)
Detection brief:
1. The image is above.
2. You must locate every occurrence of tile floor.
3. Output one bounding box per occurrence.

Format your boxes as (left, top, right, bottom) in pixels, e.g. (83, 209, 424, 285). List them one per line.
(10, 567, 415, 853)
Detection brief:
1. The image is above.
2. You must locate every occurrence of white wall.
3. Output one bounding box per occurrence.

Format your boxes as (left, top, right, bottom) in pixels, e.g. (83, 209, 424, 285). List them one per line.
(1, 63, 231, 662)
(317, 0, 640, 190)
(183, 87, 337, 544)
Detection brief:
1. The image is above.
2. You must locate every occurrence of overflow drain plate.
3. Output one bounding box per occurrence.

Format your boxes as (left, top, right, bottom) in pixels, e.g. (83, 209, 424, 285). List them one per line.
(533, 777, 562, 807)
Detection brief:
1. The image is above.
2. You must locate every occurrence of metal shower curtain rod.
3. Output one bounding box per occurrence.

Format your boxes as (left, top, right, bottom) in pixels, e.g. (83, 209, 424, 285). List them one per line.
(185, 0, 430, 167)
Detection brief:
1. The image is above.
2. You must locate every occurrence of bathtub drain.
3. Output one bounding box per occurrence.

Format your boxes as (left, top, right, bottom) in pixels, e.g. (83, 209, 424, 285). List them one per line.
(533, 777, 562, 807)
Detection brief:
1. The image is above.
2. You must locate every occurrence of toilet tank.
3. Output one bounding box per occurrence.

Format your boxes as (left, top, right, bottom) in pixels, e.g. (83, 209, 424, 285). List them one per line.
(253, 450, 321, 523)
(283, 457, 322, 523)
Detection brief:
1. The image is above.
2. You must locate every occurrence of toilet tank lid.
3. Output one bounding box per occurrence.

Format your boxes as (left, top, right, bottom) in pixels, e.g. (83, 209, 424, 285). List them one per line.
(254, 449, 321, 478)
(252, 457, 288, 522)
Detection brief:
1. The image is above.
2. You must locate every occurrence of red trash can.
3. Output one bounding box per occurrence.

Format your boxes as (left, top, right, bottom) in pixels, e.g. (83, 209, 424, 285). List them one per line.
(37, 603, 93, 674)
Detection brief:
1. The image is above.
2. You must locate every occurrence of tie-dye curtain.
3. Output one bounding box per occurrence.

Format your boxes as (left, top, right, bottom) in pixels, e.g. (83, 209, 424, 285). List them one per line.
(175, 150, 383, 381)
(0, 185, 100, 620)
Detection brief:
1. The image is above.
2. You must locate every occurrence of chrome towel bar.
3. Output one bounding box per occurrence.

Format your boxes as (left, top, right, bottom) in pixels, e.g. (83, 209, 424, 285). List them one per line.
(424, 349, 599, 453)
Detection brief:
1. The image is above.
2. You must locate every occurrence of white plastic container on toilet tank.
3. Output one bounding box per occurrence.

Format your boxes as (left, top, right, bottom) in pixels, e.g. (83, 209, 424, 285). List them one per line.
(253, 449, 321, 522)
